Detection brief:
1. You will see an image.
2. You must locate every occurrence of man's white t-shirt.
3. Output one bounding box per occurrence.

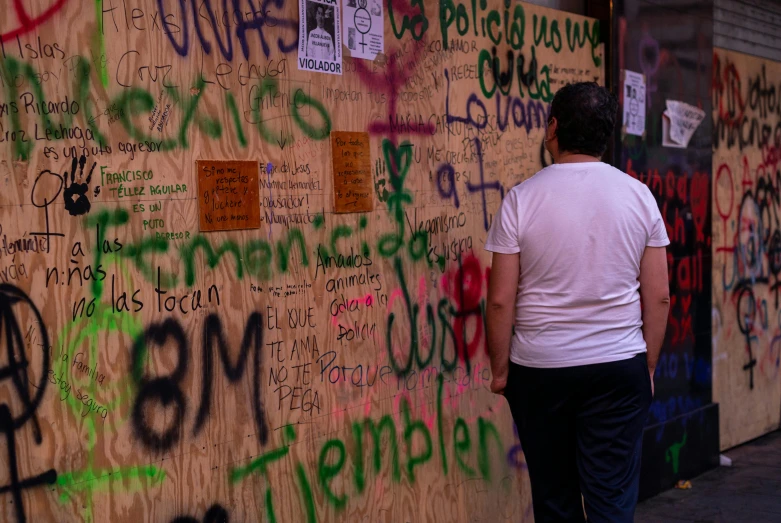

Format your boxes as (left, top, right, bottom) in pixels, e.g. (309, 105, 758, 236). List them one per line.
(307, 27, 335, 60)
(485, 162, 670, 368)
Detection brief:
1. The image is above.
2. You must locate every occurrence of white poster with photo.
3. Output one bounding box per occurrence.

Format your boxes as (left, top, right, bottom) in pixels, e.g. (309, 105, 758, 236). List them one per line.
(621, 70, 646, 137)
(343, 0, 383, 60)
(298, 0, 342, 75)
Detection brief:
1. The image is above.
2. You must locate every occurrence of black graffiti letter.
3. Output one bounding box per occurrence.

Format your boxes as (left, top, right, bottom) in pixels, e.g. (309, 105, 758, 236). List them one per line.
(131, 319, 188, 452)
(30, 169, 66, 250)
(0, 406, 58, 523)
(170, 503, 230, 523)
(0, 284, 57, 523)
(0, 284, 50, 440)
(194, 312, 267, 445)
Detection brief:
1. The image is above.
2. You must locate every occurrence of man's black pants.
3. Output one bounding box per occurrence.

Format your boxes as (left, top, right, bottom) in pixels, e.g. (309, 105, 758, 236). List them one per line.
(505, 353, 653, 523)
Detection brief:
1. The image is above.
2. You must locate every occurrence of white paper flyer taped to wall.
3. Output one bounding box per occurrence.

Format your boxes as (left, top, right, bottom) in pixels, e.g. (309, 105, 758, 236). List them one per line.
(298, 0, 342, 75)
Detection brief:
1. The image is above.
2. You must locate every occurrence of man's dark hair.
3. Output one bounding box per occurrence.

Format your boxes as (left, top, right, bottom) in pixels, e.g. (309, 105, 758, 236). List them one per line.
(549, 82, 618, 157)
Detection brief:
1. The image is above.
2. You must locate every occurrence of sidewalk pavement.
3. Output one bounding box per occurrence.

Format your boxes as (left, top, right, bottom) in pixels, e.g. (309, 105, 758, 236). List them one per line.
(635, 430, 781, 522)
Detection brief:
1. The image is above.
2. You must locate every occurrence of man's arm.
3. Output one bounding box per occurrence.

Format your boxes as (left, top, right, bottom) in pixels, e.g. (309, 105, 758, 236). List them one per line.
(486, 252, 520, 394)
(638, 246, 670, 395)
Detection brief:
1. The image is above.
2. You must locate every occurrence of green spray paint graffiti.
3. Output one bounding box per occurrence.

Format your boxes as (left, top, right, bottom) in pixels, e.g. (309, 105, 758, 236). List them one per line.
(665, 432, 688, 475)
(44, 209, 166, 522)
(250, 76, 331, 144)
(476, 44, 552, 101)
(118, 224, 310, 287)
(228, 425, 315, 523)
(52, 260, 165, 522)
(1, 57, 333, 160)
(92, 0, 109, 87)
(531, 14, 601, 66)
(229, 375, 506, 518)
(225, 92, 248, 148)
(439, 0, 526, 51)
(104, 204, 429, 291)
(389, 0, 428, 41)
(377, 139, 429, 263)
(1, 56, 68, 160)
(165, 77, 222, 148)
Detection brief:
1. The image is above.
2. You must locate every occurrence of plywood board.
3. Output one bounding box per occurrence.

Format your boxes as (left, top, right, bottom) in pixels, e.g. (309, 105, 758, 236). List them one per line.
(0, 2, 604, 522)
(712, 47, 781, 449)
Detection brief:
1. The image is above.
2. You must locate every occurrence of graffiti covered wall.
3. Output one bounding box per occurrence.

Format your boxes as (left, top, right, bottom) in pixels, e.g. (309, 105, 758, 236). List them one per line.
(713, 47, 781, 449)
(0, 1, 603, 522)
(617, 1, 718, 498)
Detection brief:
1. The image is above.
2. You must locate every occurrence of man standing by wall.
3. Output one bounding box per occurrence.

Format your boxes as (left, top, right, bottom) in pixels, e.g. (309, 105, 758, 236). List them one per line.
(485, 82, 671, 522)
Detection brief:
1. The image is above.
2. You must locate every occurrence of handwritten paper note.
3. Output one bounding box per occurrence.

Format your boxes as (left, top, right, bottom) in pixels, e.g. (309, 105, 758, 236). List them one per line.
(197, 160, 260, 231)
(331, 131, 373, 213)
(662, 100, 705, 148)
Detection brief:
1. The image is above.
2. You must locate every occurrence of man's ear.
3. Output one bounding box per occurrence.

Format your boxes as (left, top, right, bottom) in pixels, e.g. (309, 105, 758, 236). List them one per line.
(546, 117, 557, 141)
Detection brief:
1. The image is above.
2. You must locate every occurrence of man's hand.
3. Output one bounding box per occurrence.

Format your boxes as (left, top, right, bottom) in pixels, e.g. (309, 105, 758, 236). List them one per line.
(639, 246, 670, 398)
(490, 375, 507, 395)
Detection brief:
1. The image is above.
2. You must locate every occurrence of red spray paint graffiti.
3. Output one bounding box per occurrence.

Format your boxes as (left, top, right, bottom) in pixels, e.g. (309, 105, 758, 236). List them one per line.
(441, 254, 488, 362)
(1, 0, 69, 43)
(353, 40, 435, 144)
(626, 160, 708, 348)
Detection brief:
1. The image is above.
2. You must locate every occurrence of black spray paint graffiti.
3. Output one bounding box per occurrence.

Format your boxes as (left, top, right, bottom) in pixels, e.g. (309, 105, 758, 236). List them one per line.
(131, 312, 267, 452)
(29, 153, 95, 246)
(730, 172, 781, 389)
(29, 167, 67, 253)
(62, 155, 96, 216)
(170, 503, 229, 523)
(0, 284, 57, 523)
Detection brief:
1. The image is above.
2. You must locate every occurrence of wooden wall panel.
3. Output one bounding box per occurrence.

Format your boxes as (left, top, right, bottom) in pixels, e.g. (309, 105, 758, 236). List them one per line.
(0, 1, 603, 521)
(712, 47, 781, 449)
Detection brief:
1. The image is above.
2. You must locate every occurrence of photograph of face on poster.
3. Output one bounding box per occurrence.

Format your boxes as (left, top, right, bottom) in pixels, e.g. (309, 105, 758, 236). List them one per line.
(306, 1, 336, 60)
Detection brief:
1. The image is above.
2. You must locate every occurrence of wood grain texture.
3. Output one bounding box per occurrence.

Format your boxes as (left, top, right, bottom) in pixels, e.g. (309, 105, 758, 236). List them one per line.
(0, 1, 603, 521)
(712, 47, 781, 450)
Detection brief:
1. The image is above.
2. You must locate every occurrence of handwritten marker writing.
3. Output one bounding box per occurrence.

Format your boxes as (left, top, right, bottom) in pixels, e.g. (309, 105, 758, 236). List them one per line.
(265, 163, 274, 241)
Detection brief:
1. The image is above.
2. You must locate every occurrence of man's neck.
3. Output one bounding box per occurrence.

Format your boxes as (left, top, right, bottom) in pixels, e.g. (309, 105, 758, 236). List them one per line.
(554, 152, 601, 164)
